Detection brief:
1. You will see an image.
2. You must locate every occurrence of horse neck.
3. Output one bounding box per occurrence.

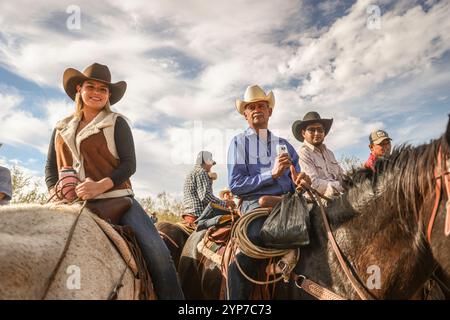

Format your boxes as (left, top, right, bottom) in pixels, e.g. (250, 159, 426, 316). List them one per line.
(325, 163, 436, 299)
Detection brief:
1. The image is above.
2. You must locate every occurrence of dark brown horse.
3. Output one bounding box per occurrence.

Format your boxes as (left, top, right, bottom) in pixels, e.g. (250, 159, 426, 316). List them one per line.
(179, 116, 450, 300)
(178, 229, 223, 299)
(156, 221, 192, 268)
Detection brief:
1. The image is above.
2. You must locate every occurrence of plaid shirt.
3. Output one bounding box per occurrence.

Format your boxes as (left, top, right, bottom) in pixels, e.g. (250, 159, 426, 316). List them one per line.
(182, 165, 226, 216)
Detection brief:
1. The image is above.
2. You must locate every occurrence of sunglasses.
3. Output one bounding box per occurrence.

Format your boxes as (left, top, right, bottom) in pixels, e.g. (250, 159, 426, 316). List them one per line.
(306, 127, 325, 134)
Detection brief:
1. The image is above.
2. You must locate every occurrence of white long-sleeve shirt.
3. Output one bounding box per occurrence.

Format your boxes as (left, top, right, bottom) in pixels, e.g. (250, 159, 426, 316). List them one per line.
(297, 141, 345, 196)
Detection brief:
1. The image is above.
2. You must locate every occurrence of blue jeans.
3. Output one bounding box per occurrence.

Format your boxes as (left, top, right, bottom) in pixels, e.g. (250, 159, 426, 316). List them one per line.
(120, 198, 184, 299)
(240, 199, 260, 214)
(227, 199, 266, 300)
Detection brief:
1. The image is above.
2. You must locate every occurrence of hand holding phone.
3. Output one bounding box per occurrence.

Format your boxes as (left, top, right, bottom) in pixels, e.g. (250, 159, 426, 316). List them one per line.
(272, 144, 291, 179)
(276, 144, 288, 156)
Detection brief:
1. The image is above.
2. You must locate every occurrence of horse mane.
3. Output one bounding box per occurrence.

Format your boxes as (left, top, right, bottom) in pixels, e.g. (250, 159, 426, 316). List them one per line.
(327, 133, 448, 251)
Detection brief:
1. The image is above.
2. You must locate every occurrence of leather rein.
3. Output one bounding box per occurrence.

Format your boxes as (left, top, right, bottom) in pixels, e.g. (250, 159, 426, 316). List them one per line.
(293, 185, 375, 300)
(427, 146, 450, 244)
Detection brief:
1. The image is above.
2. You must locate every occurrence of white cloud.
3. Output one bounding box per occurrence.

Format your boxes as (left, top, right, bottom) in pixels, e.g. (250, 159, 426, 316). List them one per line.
(0, 91, 23, 113)
(43, 99, 75, 126)
(0, 111, 50, 153)
(0, 90, 57, 153)
(283, 0, 450, 108)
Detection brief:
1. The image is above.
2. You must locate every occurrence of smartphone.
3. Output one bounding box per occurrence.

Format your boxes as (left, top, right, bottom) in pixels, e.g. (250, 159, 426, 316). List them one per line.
(276, 144, 288, 156)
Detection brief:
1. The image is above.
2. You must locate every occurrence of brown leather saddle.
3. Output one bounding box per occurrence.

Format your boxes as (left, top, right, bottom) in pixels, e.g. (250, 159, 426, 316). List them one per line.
(207, 224, 232, 245)
(181, 213, 197, 224)
(85, 197, 133, 225)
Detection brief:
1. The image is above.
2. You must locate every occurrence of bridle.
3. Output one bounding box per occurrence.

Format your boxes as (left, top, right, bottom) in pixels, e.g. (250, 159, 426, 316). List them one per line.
(427, 145, 450, 244)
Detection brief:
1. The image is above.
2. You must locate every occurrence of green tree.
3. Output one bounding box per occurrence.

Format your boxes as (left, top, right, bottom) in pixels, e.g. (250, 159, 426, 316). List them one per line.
(169, 198, 184, 216)
(10, 166, 47, 204)
(157, 191, 171, 214)
(339, 155, 363, 174)
(138, 195, 156, 213)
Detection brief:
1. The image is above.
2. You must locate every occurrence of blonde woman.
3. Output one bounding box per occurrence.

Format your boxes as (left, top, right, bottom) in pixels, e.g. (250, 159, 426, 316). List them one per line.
(44, 63, 183, 299)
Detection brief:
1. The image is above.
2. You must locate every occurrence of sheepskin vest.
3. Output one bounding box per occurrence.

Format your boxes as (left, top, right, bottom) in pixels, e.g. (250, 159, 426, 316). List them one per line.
(54, 110, 133, 199)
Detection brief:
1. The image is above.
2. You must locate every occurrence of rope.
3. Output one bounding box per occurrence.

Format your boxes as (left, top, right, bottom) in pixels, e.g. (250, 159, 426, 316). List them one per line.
(231, 208, 288, 259)
(46, 175, 81, 203)
(230, 208, 299, 285)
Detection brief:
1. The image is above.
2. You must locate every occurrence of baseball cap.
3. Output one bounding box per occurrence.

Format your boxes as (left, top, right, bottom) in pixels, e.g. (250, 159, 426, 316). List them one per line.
(369, 130, 392, 145)
(196, 151, 216, 165)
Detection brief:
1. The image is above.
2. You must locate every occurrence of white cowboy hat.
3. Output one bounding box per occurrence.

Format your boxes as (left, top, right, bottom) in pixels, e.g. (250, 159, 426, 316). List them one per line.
(235, 85, 275, 115)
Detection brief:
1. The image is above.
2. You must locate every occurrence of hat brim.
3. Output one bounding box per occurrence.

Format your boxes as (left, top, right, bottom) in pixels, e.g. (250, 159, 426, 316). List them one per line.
(235, 91, 275, 115)
(292, 118, 333, 142)
(63, 68, 127, 105)
(372, 137, 392, 145)
(219, 190, 231, 198)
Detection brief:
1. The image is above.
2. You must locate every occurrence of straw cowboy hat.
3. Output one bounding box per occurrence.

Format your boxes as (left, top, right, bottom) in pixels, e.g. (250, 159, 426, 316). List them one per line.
(219, 188, 232, 199)
(235, 85, 275, 115)
(63, 63, 127, 105)
(292, 111, 333, 142)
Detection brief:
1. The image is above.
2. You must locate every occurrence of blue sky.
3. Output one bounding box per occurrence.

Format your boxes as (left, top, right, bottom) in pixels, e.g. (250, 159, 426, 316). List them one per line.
(1, 0, 449, 199)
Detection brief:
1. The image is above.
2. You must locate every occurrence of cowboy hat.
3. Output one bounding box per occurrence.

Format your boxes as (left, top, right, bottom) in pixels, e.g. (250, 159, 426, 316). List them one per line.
(63, 63, 127, 105)
(219, 187, 232, 199)
(235, 85, 275, 115)
(292, 111, 333, 142)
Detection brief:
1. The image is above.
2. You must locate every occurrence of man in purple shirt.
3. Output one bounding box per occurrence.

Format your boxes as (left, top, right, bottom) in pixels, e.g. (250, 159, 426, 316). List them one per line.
(226, 85, 309, 299)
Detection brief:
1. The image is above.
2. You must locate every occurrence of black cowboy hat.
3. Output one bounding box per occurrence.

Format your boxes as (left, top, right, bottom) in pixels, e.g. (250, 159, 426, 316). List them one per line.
(63, 63, 127, 105)
(292, 111, 333, 142)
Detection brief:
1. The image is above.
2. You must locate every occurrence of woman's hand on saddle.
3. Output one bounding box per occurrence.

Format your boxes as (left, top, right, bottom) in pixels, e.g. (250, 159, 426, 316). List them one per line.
(290, 165, 311, 192)
(75, 177, 114, 200)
